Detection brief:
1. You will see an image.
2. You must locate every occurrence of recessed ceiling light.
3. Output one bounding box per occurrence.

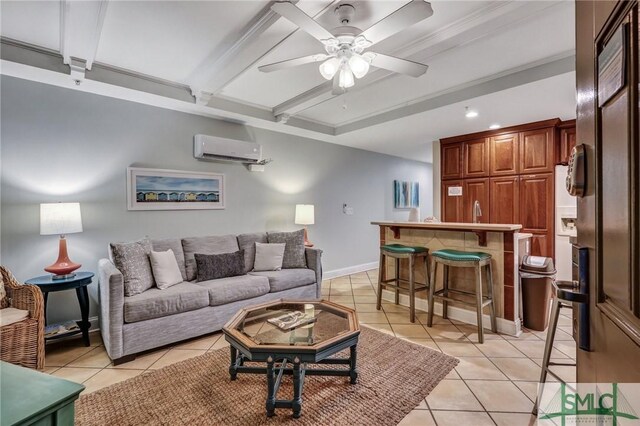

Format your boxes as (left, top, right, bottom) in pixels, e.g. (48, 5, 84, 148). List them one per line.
(465, 107, 478, 118)
(489, 124, 501, 129)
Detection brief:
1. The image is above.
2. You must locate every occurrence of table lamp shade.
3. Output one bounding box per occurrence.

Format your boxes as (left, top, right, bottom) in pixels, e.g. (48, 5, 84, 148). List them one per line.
(294, 204, 314, 225)
(40, 203, 83, 236)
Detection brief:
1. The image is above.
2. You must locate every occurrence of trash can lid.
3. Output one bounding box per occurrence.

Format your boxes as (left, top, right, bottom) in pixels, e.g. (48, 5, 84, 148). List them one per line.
(520, 255, 556, 275)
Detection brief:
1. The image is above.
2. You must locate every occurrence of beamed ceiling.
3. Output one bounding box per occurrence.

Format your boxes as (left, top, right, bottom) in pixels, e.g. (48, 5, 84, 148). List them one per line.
(0, 1, 576, 162)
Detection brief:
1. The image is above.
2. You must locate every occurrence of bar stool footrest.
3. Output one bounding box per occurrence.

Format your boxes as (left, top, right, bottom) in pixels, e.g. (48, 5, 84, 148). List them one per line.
(432, 289, 493, 308)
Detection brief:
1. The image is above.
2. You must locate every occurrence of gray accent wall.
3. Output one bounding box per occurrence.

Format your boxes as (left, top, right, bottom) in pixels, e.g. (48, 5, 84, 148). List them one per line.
(1, 76, 433, 324)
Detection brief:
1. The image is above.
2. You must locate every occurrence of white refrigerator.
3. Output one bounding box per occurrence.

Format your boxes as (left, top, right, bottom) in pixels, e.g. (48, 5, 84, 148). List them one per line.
(555, 165, 577, 281)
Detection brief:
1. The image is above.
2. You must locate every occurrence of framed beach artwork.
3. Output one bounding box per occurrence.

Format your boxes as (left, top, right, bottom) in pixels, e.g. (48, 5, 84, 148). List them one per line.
(393, 180, 419, 209)
(127, 167, 225, 210)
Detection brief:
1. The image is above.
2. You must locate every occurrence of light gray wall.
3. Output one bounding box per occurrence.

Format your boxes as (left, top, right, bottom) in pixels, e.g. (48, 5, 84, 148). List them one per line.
(1, 75, 433, 324)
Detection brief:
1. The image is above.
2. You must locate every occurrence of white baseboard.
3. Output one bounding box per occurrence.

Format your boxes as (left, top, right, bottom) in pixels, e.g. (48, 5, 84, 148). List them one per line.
(323, 262, 378, 280)
(381, 289, 522, 337)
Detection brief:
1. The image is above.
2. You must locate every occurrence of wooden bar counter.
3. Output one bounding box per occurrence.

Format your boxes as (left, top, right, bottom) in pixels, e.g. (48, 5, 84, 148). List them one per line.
(372, 221, 531, 336)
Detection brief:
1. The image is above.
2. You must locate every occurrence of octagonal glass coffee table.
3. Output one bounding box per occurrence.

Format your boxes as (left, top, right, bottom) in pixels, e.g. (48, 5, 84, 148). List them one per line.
(223, 299, 360, 419)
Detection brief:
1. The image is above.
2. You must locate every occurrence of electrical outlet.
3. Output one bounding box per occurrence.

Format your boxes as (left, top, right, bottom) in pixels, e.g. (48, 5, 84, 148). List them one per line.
(343, 204, 354, 215)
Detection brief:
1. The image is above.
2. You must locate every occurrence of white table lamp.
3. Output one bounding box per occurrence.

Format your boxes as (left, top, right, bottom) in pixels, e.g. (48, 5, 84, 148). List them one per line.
(40, 202, 83, 279)
(295, 204, 315, 247)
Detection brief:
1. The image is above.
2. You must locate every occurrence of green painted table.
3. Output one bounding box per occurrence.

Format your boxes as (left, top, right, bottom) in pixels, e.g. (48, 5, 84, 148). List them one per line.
(0, 361, 84, 426)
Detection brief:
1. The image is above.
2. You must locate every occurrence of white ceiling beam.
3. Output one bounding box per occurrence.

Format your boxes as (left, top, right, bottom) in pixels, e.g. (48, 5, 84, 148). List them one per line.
(273, 0, 562, 117)
(59, 0, 108, 82)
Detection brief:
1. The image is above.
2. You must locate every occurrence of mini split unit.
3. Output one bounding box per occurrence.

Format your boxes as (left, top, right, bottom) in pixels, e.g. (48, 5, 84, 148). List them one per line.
(193, 134, 262, 164)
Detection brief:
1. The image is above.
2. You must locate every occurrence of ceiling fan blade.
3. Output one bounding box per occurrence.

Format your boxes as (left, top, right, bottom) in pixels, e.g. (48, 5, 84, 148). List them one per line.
(259, 54, 329, 73)
(271, 2, 336, 43)
(369, 53, 428, 77)
(359, 0, 434, 46)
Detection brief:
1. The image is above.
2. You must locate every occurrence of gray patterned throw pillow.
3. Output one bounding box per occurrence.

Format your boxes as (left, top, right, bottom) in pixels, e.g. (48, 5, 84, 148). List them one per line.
(110, 238, 155, 296)
(195, 250, 245, 282)
(267, 229, 306, 269)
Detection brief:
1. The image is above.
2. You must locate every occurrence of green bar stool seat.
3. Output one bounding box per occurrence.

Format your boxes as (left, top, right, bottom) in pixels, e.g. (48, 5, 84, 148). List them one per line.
(377, 244, 430, 323)
(427, 249, 497, 343)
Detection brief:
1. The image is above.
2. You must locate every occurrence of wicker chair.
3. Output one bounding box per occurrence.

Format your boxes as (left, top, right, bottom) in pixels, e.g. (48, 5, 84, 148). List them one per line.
(0, 266, 45, 370)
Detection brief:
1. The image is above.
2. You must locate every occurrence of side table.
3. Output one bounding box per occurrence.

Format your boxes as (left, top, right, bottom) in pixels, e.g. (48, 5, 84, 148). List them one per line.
(25, 272, 94, 347)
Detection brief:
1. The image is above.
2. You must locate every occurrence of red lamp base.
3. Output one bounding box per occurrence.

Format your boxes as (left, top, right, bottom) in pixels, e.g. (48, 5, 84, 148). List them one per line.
(303, 227, 314, 248)
(45, 237, 81, 278)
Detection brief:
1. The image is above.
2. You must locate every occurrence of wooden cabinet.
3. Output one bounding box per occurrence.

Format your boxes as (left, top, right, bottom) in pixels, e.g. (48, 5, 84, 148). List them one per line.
(520, 173, 554, 256)
(557, 122, 577, 165)
(441, 143, 463, 180)
(463, 178, 490, 223)
(489, 176, 519, 224)
(463, 138, 489, 178)
(519, 128, 555, 173)
(441, 180, 463, 222)
(490, 133, 519, 176)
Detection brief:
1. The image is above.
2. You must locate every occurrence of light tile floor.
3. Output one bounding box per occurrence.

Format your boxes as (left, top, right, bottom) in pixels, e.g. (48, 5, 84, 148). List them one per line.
(44, 269, 575, 425)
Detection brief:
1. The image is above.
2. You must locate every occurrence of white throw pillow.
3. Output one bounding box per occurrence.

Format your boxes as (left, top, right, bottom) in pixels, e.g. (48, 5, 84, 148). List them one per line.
(149, 249, 183, 289)
(253, 243, 286, 272)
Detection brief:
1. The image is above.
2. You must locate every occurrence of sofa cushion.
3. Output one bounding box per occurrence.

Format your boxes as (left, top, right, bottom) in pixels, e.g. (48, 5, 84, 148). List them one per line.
(110, 238, 155, 296)
(194, 274, 270, 306)
(267, 230, 306, 269)
(0, 307, 29, 327)
(149, 249, 183, 289)
(151, 238, 187, 281)
(237, 232, 268, 273)
(253, 243, 285, 272)
(123, 282, 209, 323)
(249, 268, 316, 293)
(195, 250, 244, 282)
(182, 235, 239, 281)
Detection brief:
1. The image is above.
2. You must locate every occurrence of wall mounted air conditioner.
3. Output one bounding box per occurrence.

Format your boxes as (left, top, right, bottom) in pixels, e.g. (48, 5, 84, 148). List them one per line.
(194, 134, 262, 163)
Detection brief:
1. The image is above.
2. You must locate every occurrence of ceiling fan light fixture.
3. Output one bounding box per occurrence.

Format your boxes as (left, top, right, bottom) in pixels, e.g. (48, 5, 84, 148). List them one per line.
(348, 54, 370, 79)
(338, 67, 355, 89)
(319, 57, 340, 80)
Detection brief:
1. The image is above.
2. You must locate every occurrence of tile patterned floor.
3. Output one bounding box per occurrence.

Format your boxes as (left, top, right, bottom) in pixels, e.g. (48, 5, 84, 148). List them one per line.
(43, 269, 575, 425)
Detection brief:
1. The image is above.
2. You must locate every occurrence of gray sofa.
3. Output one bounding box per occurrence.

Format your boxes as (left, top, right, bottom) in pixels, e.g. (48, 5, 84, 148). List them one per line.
(98, 233, 322, 364)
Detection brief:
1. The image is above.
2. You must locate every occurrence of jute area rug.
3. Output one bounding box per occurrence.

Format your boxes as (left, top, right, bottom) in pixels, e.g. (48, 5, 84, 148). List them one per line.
(76, 326, 458, 426)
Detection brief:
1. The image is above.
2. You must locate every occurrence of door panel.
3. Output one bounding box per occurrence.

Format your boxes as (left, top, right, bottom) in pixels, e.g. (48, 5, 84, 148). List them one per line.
(529, 233, 551, 257)
(490, 133, 519, 175)
(520, 128, 555, 173)
(442, 180, 463, 222)
(490, 176, 519, 224)
(441, 143, 462, 180)
(463, 138, 489, 178)
(558, 125, 577, 165)
(463, 178, 489, 223)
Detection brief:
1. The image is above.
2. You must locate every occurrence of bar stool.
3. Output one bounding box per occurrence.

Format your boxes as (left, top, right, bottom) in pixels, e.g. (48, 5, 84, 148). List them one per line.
(376, 244, 430, 323)
(532, 281, 587, 415)
(427, 249, 496, 343)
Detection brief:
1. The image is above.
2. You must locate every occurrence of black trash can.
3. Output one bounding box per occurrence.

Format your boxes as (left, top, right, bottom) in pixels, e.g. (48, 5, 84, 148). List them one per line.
(520, 256, 556, 331)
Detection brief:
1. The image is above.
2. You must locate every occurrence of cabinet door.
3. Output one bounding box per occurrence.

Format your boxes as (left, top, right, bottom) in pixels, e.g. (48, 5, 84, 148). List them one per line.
(441, 143, 463, 180)
(442, 181, 463, 222)
(490, 133, 519, 176)
(529, 233, 551, 257)
(520, 128, 555, 173)
(520, 173, 554, 255)
(489, 176, 519, 224)
(463, 138, 489, 178)
(557, 126, 577, 165)
(463, 178, 490, 223)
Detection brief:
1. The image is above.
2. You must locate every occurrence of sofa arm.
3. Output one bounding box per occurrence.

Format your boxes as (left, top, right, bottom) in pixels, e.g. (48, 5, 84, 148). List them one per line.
(98, 258, 125, 359)
(305, 247, 323, 298)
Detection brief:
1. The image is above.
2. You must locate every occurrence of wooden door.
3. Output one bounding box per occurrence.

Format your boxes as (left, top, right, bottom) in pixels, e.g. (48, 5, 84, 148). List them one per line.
(463, 178, 489, 223)
(490, 133, 519, 176)
(575, 0, 640, 384)
(519, 173, 553, 256)
(557, 123, 577, 165)
(519, 128, 555, 174)
(463, 138, 489, 178)
(441, 143, 462, 180)
(489, 176, 519, 224)
(441, 180, 463, 222)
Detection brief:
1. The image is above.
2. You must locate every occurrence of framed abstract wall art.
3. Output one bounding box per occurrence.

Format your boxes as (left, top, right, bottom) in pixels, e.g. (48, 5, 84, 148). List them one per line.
(127, 167, 225, 210)
(394, 180, 419, 209)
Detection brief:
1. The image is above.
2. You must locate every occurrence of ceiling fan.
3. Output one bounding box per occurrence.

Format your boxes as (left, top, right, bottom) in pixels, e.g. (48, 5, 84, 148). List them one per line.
(259, 0, 433, 94)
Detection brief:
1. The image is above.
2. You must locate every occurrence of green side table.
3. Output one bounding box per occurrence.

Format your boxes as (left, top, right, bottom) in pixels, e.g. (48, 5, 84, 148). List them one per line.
(0, 361, 84, 426)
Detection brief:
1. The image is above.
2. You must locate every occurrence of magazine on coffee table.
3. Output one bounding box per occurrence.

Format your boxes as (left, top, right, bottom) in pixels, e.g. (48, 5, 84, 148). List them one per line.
(267, 311, 317, 331)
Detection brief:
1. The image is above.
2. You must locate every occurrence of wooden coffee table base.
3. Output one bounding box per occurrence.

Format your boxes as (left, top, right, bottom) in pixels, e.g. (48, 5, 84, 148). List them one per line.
(228, 345, 358, 419)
